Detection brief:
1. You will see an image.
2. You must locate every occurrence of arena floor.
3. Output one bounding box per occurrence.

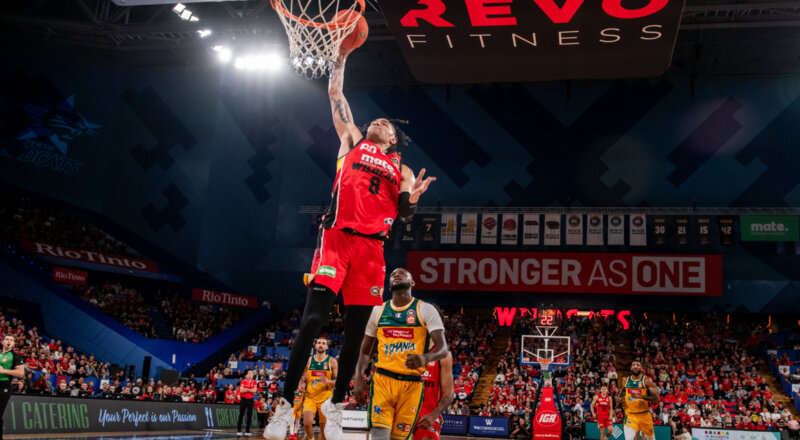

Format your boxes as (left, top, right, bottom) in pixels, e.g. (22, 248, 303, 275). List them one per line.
(3, 431, 483, 440)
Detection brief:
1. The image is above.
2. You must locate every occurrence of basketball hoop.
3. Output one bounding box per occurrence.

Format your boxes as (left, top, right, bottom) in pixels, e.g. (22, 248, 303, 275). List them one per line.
(271, 0, 365, 78)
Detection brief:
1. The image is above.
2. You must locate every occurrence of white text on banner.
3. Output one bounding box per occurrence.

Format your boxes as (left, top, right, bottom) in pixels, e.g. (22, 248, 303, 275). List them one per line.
(608, 214, 625, 246)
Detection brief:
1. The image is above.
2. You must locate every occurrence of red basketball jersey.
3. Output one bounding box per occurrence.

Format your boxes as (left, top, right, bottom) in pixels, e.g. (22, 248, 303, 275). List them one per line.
(421, 360, 442, 416)
(326, 139, 401, 237)
(596, 395, 611, 417)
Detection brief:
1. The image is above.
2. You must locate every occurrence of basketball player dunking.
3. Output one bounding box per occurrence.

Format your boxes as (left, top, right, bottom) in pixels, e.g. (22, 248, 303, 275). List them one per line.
(353, 268, 449, 440)
(621, 360, 660, 440)
(264, 47, 436, 440)
(302, 338, 338, 440)
(591, 385, 614, 440)
(413, 347, 454, 440)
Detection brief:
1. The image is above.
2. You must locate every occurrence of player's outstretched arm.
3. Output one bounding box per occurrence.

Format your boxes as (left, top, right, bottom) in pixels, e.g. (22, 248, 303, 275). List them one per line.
(400, 166, 436, 204)
(352, 335, 376, 406)
(329, 54, 363, 157)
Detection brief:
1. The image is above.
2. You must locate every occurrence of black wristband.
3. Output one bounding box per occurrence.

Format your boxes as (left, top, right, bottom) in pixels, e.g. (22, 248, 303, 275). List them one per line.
(398, 191, 417, 222)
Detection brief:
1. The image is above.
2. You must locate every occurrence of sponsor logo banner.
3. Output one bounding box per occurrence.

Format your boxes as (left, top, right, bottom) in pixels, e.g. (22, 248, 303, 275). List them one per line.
(2, 395, 240, 434)
(378, 0, 686, 83)
(52, 267, 88, 285)
(543, 214, 561, 246)
(342, 410, 368, 429)
(629, 214, 647, 246)
(407, 251, 722, 296)
(22, 241, 159, 273)
(460, 213, 477, 245)
(585, 423, 671, 440)
(522, 213, 540, 245)
(691, 428, 781, 440)
(469, 416, 508, 436)
(191, 289, 257, 309)
(565, 214, 583, 246)
(740, 216, 799, 242)
(440, 213, 457, 244)
(586, 214, 603, 246)
(501, 214, 518, 245)
(441, 414, 468, 435)
(481, 213, 498, 245)
(382, 328, 414, 339)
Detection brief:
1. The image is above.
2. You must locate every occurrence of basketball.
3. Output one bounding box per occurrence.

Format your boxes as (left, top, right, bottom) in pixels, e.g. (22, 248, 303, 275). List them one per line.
(336, 11, 368, 55)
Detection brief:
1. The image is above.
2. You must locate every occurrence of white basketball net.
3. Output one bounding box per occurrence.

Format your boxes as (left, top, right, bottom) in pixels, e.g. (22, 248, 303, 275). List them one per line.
(271, 0, 364, 79)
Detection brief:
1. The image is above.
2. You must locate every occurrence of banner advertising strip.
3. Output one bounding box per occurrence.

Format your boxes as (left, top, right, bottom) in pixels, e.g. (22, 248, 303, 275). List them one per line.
(191, 289, 258, 309)
(608, 214, 625, 245)
(481, 213, 498, 245)
(2, 395, 242, 434)
(522, 214, 540, 245)
(441, 415, 469, 435)
(52, 267, 88, 285)
(586, 214, 603, 246)
(500, 214, 518, 245)
(440, 213, 457, 244)
(585, 423, 671, 440)
(341, 410, 368, 429)
(21, 240, 159, 273)
(691, 427, 781, 440)
(460, 213, 477, 245)
(543, 214, 561, 246)
(407, 251, 722, 296)
(469, 416, 509, 437)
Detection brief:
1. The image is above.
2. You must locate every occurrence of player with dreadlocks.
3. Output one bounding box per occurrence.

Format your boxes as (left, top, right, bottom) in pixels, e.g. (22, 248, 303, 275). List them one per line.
(265, 47, 436, 440)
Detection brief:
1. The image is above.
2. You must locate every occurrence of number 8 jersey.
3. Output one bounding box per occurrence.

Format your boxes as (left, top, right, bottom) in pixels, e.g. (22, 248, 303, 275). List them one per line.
(325, 139, 402, 238)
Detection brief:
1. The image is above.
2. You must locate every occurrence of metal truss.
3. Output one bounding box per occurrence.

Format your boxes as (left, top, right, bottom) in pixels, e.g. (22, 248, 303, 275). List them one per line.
(299, 206, 800, 216)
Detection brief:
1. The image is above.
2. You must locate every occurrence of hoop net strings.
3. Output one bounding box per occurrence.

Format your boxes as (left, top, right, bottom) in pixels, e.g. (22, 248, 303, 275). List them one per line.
(273, 0, 361, 78)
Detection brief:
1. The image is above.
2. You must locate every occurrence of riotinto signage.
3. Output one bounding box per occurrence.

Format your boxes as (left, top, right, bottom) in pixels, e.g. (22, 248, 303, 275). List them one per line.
(2, 395, 240, 434)
(377, 0, 686, 83)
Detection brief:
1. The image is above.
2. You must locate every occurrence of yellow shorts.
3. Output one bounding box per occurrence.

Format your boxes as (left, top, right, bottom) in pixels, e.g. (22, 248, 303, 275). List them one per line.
(624, 411, 654, 436)
(369, 371, 424, 440)
(303, 391, 333, 423)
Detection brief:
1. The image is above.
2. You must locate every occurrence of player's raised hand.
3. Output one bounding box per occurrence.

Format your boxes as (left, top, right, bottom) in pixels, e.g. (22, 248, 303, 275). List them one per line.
(409, 168, 436, 202)
(405, 353, 426, 370)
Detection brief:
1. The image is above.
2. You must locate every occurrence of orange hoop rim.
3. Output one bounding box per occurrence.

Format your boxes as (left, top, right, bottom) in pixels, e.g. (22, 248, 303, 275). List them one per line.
(271, 0, 365, 30)
(538, 358, 552, 371)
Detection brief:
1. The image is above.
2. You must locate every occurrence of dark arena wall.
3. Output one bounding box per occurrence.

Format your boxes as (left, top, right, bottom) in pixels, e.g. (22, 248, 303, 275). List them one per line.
(3, 46, 800, 313)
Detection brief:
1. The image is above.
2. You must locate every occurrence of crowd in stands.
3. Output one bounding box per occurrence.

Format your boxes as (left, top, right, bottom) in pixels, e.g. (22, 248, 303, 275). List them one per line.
(630, 314, 799, 436)
(70, 280, 244, 342)
(0, 189, 142, 258)
(484, 316, 621, 437)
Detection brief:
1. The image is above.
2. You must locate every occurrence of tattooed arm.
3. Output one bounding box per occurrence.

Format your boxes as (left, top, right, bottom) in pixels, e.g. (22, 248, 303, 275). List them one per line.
(329, 53, 363, 157)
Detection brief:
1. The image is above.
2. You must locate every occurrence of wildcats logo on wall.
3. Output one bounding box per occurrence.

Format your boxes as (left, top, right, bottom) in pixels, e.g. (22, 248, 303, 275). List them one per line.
(0, 94, 99, 175)
(378, 0, 687, 83)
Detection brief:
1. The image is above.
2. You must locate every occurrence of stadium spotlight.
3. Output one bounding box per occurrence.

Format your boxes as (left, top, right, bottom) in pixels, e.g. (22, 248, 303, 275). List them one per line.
(179, 9, 192, 20)
(197, 29, 212, 38)
(233, 52, 285, 72)
(172, 3, 186, 13)
(212, 45, 232, 63)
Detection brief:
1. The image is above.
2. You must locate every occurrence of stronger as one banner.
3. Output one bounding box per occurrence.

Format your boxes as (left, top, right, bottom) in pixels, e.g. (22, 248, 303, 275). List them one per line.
(406, 251, 722, 296)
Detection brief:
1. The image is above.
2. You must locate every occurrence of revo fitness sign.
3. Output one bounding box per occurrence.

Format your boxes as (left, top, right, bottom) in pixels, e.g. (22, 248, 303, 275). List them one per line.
(377, 0, 686, 83)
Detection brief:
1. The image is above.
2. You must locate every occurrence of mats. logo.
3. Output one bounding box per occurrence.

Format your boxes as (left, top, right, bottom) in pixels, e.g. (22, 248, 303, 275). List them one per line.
(317, 266, 337, 277)
(1, 95, 100, 175)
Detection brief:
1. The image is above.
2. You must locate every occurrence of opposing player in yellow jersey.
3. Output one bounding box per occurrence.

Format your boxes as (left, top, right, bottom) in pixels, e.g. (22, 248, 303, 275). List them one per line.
(352, 268, 448, 440)
(302, 338, 337, 440)
(620, 360, 660, 440)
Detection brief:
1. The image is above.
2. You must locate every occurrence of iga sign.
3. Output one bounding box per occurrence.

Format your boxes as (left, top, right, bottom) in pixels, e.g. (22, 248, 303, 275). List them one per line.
(406, 251, 722, 296)
(378, 0, 686, 83)
(191, 289, 257, 309)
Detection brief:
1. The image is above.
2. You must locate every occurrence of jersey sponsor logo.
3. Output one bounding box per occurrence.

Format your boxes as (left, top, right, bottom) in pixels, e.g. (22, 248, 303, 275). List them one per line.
(311, 371, 327, 377)
(351, 161, 399, 186)
(373, 405, 382, 415)
(397, 423, 412, 432)
(407, 315, 416, 324)
(383, 341, 417, 358)
(317, 266, 337, 277)
(383, 328, 414, 339)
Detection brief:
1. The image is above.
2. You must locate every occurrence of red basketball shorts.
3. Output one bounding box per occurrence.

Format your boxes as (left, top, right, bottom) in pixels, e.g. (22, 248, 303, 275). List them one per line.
(309, 227, 385, 306)
(413, 418, 441, 440)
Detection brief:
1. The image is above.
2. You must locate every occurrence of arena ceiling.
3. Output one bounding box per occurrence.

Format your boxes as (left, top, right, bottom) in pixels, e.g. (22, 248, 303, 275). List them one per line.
(2, 0, 800, 86)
